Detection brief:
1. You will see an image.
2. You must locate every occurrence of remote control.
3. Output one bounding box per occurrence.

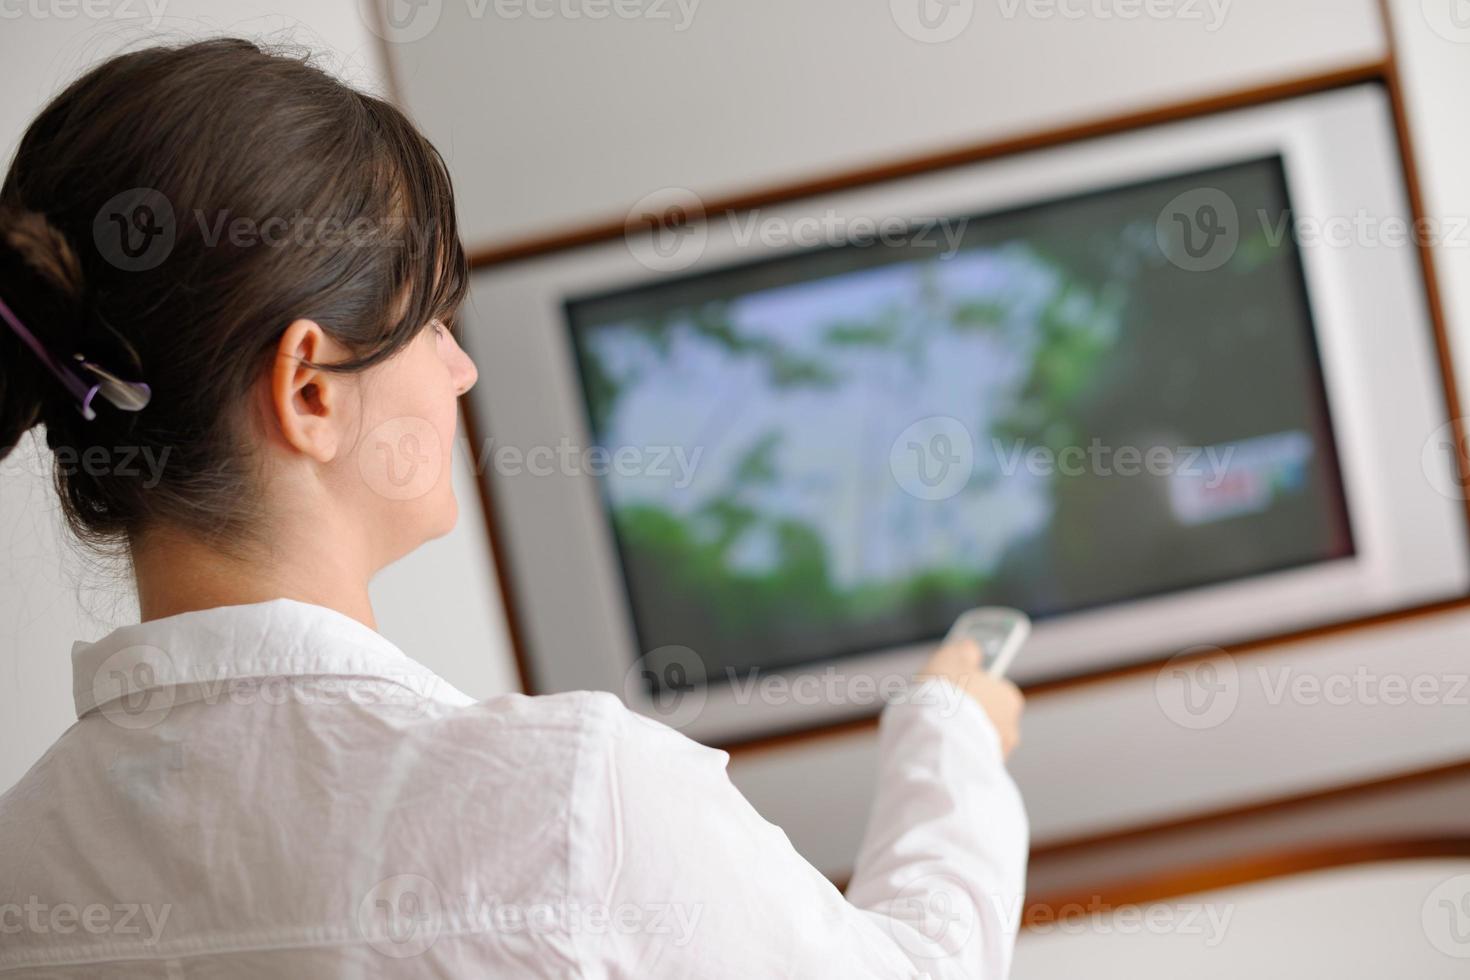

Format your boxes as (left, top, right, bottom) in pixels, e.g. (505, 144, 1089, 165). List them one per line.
(944, 607, 1031, 678)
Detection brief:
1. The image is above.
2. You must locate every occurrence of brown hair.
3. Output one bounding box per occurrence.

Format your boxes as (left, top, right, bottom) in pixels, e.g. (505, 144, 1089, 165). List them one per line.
(0, 38, 467, 549)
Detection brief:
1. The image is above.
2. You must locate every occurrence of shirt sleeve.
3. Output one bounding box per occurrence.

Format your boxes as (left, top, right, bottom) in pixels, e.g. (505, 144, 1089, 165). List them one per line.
(579, 680, 1028, 979)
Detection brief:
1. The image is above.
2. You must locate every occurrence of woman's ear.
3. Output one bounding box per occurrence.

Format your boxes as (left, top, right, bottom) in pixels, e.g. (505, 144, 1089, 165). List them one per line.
(269, 319, 346, 463)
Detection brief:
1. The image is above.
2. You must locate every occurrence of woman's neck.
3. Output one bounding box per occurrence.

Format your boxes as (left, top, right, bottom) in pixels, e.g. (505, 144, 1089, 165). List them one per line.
(130, 524, 377, 629)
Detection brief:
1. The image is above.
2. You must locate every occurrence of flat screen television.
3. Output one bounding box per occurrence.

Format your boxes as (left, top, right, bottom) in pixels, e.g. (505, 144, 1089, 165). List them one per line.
(460, 82, 1469, 745)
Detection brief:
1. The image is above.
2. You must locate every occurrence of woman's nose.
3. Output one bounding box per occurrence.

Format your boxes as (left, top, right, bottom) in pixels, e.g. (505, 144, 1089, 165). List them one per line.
(452, 340, 479, 396)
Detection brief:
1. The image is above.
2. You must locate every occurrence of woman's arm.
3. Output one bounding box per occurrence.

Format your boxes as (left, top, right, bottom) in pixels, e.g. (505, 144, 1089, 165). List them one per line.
(578, 642, 1027, 979)
(846, 644, 1029, 977)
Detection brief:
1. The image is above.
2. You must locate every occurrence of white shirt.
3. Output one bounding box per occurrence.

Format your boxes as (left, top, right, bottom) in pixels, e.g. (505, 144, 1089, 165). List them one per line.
(0, 599, 1027, 978)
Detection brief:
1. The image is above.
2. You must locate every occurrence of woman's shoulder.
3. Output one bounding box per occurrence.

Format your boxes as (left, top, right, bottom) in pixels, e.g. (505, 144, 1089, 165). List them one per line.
(434, 689, 726, 771)
(476, 689, 719, 749)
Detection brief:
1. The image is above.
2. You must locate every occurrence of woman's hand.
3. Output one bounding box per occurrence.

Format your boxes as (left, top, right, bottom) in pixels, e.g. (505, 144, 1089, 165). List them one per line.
(918, 640, 1025, 759)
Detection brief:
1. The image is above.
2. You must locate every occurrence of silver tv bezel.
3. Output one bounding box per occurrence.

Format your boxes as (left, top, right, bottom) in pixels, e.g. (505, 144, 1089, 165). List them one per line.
(459, 82, 1470, 746)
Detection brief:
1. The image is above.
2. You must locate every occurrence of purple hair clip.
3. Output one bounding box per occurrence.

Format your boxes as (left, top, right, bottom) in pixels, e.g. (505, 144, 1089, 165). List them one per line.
(0, 293, 150, 421)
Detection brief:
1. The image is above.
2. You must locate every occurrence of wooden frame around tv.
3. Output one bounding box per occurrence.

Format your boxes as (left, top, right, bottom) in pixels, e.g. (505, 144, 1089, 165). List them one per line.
(456, 55, 1470, 726)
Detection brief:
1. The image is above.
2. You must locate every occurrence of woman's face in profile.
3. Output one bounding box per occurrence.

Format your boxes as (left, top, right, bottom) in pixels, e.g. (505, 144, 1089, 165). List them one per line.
(346, 319, 479, 565)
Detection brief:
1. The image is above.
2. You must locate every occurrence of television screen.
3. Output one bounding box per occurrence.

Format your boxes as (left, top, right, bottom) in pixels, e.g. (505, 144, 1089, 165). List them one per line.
(565, 156, 1354, 688)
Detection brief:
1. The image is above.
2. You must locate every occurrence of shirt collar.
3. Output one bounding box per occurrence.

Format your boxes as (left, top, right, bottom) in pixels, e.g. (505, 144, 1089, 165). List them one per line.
(72, 597, 474, 720)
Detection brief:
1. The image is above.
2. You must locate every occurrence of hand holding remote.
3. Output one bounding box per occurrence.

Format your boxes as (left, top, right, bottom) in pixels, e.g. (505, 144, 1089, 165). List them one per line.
(918, 639, 1025, 759)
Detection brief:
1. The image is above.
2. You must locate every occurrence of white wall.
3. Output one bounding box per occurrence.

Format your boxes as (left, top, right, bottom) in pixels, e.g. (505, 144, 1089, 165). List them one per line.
(387, 0, 1384, 247)
(1389, 0, 1470, 401)
(0, 2, 516, 792)
(1012, 857, 1470, 979)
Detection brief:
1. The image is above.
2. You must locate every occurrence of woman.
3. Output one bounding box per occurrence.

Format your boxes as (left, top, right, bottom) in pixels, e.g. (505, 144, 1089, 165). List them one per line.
(0, 39, 1026, 978)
